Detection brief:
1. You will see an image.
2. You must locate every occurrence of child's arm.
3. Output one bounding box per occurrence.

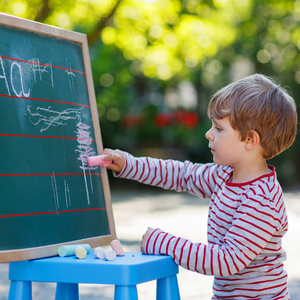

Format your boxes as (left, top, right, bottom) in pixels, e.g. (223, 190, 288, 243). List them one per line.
(140, 194, 284, 277)
(107, 150, 220, 199)
(141, 227, 244, 277)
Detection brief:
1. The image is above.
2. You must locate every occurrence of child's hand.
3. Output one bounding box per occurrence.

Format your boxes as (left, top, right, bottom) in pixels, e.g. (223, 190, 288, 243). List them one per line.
(101, 149, 125, 173)
(141, 227, 153, 253)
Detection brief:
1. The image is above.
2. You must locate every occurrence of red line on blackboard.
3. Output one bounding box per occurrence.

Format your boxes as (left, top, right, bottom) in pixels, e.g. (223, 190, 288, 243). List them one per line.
(1, 55, 86, 75)
(0, 207, 105, 219)
(0, 173, 102, 177)
(0, 133, 96, 142)
(0, 94, 90, 108)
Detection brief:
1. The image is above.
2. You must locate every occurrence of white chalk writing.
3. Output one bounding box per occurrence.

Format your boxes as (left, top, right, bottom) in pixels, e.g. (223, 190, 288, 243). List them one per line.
(27, 105, 83, 132)
(0, 54, 81, 98)
(0, 54, 10, 95)
(27, 58, 54, 87)
(65, 58, 76, 91)
(82, 161, 90, 205)
(10, 61, 30, 97)
(64, 179, 71, 208)
(51, 172, 60, 214)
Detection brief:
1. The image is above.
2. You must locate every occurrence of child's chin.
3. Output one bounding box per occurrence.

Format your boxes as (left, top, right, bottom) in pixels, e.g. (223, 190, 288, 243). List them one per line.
(213, 157, 226, 166)
(212, 156, 219, 164)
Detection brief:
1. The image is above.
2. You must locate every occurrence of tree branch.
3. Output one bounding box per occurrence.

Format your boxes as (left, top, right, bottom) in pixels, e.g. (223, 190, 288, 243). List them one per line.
(34, 0, 51, 23)
(87, 0, 122, 46)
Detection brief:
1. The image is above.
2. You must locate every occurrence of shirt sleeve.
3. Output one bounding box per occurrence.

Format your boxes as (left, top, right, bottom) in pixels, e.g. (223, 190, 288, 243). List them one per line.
(142, 194, 282, 277)
(115, 151, 219, 199)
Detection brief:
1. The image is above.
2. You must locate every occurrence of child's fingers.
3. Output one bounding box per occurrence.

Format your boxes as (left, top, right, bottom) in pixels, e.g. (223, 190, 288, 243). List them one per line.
(101, 149, 124, 172)
(102, 149, 121, 162)
(102, 162, 121, 173)
(141, 227, 154, 253)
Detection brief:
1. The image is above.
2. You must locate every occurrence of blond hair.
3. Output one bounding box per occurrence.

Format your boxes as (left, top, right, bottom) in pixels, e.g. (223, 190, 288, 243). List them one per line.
(208, 74, 298, 159)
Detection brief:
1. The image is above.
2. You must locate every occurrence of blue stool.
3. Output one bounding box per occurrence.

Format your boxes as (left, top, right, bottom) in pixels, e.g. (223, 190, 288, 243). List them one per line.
(8, 251, 180, 300)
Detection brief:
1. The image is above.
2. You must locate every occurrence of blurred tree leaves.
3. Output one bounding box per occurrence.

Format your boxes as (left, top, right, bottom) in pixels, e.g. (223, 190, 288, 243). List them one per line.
(0, 0, 242, 79)
(1, 0, 299, 187)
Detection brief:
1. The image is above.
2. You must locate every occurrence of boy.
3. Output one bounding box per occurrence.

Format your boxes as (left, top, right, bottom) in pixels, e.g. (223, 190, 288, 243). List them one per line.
(102, 74, 297, 299)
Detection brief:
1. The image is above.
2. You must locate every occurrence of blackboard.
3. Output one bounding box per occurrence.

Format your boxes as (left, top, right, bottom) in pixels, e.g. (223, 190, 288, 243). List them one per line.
(0, 13, 116, 262)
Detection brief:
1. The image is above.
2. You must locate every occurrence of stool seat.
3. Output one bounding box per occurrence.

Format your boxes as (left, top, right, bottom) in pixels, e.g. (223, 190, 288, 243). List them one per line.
(8, 251, 180, 300)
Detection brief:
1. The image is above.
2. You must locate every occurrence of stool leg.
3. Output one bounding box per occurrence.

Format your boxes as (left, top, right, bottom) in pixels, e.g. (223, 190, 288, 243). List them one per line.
(55, 283, 79, 300)
(8, 280, 32, 300)
(156, 275, 180, 300)
(114, 285, 138, 300)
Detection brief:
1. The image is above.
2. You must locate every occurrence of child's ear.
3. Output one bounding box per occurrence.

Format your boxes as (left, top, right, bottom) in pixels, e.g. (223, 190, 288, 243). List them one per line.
(245, 130, 260, 151)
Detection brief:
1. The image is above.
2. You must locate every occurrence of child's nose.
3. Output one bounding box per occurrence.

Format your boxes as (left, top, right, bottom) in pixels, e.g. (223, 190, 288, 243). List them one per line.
(205, 128, 213, 141)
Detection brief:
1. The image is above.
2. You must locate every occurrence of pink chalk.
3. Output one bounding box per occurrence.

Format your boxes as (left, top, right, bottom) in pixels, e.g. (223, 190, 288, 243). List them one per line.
(87, 155, 112, 167)
(110, 239, 125, 256)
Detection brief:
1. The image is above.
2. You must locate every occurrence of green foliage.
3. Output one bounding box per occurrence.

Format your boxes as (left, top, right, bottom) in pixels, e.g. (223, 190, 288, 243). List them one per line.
(1, 0, 300, 187)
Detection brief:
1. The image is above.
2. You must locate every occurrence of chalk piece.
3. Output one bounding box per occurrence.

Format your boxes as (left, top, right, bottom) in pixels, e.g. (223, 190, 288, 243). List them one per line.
(58, 244, 91, 257)
(105, 249, 116, 261)
(110, 239, 125, 256)
(88, 155, 112, 167)
(75, 246, 87, 259)
(94, 247, 106, 259)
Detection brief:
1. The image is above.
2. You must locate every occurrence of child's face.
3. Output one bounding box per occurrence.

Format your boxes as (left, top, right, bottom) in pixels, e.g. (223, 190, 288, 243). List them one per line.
(205, 117, 246, 167)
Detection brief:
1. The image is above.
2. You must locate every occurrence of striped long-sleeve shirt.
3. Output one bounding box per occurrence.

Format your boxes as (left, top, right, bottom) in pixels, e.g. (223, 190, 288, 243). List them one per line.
(116, 152, 290, 300)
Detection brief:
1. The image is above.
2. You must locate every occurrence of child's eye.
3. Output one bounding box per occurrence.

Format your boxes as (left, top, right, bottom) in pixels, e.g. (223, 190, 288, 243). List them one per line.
(215, 126, 222, 132)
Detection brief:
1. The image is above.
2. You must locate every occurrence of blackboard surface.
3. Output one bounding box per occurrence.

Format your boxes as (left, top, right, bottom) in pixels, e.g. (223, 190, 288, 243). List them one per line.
(0, 14, 116, 262)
